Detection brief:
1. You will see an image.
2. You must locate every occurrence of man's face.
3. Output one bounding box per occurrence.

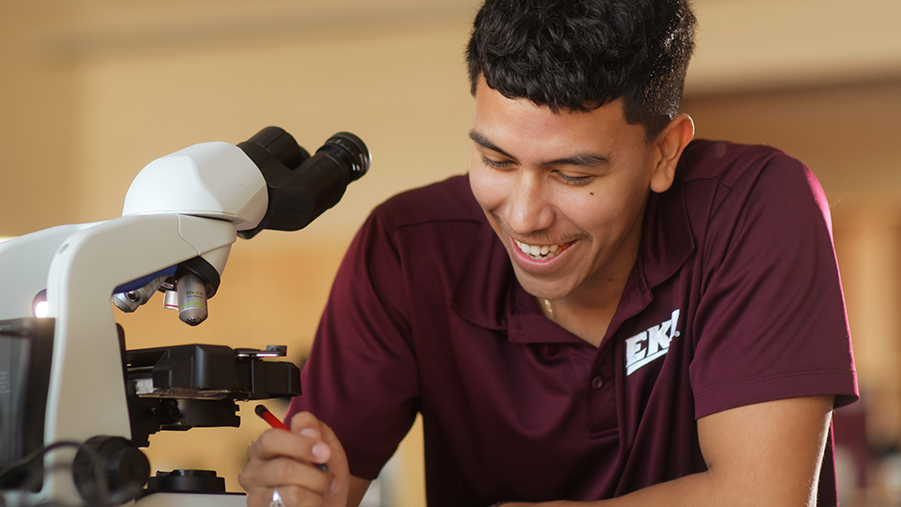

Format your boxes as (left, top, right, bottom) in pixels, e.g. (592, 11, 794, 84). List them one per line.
(468, 78, 663, 304)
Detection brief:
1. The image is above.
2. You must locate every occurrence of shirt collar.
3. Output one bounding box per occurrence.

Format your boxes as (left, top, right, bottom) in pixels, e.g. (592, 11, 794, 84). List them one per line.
(449, 222, 515, 332)
(612, 170, 696, 325)
(638, 169, 695, 290)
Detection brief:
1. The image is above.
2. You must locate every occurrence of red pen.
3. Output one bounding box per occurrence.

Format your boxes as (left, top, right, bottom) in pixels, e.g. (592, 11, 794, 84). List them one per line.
(255, 404, 329, 472)
(255, 404, 289, 431)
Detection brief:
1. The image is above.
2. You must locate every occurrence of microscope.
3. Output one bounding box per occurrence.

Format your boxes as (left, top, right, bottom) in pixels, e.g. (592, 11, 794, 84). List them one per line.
(0, 127, 370, 507)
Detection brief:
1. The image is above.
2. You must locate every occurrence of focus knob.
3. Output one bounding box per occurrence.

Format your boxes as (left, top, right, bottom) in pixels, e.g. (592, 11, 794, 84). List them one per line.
(72, 436, 151, 505)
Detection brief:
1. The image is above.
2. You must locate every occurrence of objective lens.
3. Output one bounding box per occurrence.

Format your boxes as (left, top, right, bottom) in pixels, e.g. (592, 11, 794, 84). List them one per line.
(177, 274, 208, 326)
(163, 289, 178, 310)
(112, 276, 165, 313)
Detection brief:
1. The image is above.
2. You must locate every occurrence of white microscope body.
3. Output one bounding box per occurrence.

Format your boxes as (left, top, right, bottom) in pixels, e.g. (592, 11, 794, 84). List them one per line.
(0, 127, 369, 507)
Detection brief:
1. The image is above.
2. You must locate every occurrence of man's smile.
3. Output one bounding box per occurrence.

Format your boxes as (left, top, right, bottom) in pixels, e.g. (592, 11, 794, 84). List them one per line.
(513, 239, 572, 260)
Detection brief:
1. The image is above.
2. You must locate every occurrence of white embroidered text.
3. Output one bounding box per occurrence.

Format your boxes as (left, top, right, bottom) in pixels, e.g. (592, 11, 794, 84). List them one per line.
(625, 309, 681, 376)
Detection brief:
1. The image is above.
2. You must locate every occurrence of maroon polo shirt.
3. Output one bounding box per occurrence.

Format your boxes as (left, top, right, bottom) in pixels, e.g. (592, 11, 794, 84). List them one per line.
(287, 140, 858, 507)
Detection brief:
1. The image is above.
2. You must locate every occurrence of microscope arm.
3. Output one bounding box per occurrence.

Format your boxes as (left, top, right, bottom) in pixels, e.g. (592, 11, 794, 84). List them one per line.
(45, 213, 236, 440)
(40, 213, 236, 502)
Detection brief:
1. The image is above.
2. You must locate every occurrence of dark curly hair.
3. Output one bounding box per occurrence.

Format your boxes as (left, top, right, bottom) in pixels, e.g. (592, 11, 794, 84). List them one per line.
(466, 0, 696, 139)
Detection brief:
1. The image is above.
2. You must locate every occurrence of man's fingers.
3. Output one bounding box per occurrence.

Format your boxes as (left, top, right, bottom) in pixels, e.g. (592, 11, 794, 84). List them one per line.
(240, 412, 350, 507)
(275, 485, 328, 507)
(239, 456, 334, 507)
(314, 420, 348, 505)
(255, 457, 332, 488)
(289, 412, 328, 439)
(288, 414, 350, 507)
(289, 412, 338, 467)
(246, 486, 324, 507)
(248, 427, 326, 463)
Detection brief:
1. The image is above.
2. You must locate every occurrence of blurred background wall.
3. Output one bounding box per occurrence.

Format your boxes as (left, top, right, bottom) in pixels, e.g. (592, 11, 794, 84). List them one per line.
(1, 0, 900, 505)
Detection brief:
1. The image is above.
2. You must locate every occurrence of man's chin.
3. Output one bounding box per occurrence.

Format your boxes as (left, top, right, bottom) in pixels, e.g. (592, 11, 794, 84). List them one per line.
(510, 264, 571, 302)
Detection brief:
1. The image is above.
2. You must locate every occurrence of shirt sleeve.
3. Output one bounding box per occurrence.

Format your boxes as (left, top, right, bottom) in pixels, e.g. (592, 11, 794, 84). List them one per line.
(689, 149, 858, 419)
(286, 208, 420, 480)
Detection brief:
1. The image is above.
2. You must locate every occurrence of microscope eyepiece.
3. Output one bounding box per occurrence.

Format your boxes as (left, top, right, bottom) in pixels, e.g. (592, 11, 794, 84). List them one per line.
(237, 127, 371, 239)
(317, 132, 370, 183)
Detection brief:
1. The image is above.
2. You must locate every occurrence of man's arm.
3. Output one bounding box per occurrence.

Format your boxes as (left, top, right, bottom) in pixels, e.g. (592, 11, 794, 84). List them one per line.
(509, 395, 835, 507)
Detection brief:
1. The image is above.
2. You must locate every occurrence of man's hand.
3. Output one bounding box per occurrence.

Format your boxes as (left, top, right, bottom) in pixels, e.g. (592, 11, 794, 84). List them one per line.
(239, 411, 350, 507)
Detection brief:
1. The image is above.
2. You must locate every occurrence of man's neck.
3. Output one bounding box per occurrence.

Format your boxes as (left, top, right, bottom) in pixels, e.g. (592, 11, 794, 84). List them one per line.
(542, 264, 635, 347)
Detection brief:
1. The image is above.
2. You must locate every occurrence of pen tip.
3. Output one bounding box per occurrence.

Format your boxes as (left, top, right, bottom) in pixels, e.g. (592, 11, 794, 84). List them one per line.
(255, 404, 267, 417)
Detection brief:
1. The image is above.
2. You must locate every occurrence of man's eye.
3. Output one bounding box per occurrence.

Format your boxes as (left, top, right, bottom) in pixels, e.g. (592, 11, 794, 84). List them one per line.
(481, 156, 511, 168)
(556, 172, 592, 185)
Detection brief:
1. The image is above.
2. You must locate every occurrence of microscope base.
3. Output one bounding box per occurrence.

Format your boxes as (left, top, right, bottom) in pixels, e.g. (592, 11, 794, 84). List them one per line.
(135, 491, 247, 507)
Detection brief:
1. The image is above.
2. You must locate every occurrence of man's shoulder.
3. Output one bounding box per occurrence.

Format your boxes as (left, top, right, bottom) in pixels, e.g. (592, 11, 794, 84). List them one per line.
(669, 139, 825, 233)
(679, 139, 805, 187)
(372, 174, 485, 229)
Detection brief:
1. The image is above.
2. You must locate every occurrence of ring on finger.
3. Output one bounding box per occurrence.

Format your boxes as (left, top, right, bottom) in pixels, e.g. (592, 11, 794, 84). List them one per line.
(270, 487, 286, 507)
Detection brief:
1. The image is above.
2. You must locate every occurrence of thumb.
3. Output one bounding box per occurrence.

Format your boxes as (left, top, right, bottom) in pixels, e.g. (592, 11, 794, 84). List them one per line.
(318, 420, 350, 507)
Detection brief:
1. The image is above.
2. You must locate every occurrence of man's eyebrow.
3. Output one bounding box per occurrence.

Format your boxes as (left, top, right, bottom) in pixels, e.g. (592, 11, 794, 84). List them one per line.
(469, 130, 514, 159)
(544, 153, 610, 167)
(469, 129, 609, 167)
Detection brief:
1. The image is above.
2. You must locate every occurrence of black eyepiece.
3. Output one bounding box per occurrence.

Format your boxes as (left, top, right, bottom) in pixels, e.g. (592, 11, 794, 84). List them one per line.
(237, 127, 371, 239)
(240, 126, 311, 171)
(318, 132, 370, 183)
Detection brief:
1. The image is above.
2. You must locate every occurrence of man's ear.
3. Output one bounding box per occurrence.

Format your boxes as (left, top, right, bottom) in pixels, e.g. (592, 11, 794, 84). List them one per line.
(650, 113, 695, 193)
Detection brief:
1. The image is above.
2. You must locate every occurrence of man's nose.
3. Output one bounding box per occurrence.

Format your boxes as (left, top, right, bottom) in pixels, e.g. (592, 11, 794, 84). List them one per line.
(505, 171, 554, 235)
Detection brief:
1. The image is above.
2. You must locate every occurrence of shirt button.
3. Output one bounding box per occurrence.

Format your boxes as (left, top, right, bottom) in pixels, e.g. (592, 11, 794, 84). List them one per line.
(591, 376, 604, 390)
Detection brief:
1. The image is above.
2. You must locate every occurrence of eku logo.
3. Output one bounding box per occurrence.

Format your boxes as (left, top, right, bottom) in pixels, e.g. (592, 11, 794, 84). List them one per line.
(625, 309, 681, 376)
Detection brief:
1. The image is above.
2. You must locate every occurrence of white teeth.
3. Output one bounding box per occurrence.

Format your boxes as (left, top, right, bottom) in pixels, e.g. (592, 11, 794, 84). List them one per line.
(514, 239, 564, 260)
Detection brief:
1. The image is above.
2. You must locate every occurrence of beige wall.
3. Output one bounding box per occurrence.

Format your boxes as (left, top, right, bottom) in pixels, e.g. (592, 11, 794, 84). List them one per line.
(0, 2, 82, 234)
(3, 0, 901, 505)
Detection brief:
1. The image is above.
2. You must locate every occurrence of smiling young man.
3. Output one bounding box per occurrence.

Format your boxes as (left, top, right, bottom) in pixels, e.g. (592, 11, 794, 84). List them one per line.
(467, 75, 688, 347)
(239, 1, 858, 506)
